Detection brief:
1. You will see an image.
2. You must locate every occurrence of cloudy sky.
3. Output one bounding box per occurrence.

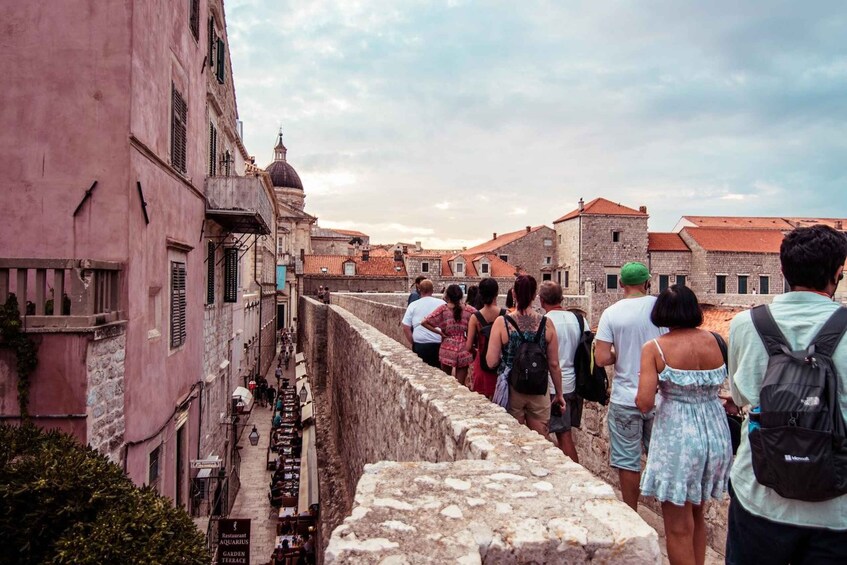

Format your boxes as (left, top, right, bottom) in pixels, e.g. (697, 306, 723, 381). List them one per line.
(226, 0, 846, 249)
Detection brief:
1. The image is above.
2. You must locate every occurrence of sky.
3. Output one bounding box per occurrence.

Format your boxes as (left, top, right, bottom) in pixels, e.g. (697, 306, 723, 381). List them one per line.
(226, 0, 847, 249)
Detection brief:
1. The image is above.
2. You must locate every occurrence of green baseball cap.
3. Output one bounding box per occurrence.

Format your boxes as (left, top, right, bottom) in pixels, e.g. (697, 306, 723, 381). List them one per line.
(620, 262, 650, 285)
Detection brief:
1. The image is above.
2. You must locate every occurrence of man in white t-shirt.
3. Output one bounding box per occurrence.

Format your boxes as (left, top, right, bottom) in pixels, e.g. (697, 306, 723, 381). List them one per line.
(595, 262, 666, 511)
(401, 279, 444, 368)
(539, 281, 582, 463)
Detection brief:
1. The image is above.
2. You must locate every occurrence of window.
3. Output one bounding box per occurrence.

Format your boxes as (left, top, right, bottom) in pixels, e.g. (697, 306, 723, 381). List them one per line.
(170, 85, 187, 173)
(738, 275, 748, 295)
(222, 150, 231, 176)
(189, 0, 200, 40)
(148, 286, 162, 340)
(148, 445, 162, 492)
(421, 262, 429, 273)
(498, 254, 508, 262)
(558, 234, 562, 244)
(455, 262, 464, 274)
(759, 275, 770, 294)
(564, 271, 570, 288)
(206, 242, 215, 305)
(208, 17, 216, 67)
(343, 262, 356, 276)
(544, 238, 552, 247)
(542, 273, 552, 281)
(716, 275, 727, 294)
(544, 256, 552, 265)
(676, 274, 686, 287)
(170, 261, 187, 348)
(208, 121, 217, 176)
(224, 248, 238, 303)
(659, 275, 670, 292)
(612, 231, 621, 242)
(607, 274, 618, 291)
(277, 236, 285, 256)
(480, 263, 489, 274)
(215, 38, 225, 83)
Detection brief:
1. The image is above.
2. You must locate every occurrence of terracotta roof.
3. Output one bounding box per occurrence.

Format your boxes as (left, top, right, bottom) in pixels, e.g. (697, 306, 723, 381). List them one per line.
(682, 227, 784, 253)
(648, 232, 690, 252)
(303, 255, 406, 277)
(700, 305, 744, 339)
(680, 216, 794, 230)
(368, 247, 395, 257)
(554, 198, 647, 223)
(334, 229, 368, 238)
(440, 253, 515, 277)
(311, 227, 349, 239)
(462, 226, 546, 254)
(785, 217, 847, 230)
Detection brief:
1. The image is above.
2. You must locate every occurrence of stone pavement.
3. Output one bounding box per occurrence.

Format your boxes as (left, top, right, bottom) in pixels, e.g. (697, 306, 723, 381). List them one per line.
(228, 351, 295, 565)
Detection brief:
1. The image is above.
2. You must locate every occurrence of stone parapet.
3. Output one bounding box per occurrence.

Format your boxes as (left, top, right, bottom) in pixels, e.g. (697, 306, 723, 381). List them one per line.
(299, 296, 660, 564)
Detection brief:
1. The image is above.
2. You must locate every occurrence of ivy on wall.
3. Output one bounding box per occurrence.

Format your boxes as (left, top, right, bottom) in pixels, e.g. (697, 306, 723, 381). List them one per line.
(0, 294, 38, 420)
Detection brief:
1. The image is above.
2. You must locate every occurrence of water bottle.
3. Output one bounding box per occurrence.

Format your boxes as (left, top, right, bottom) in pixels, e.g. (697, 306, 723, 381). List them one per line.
(748, 406, 761, 433)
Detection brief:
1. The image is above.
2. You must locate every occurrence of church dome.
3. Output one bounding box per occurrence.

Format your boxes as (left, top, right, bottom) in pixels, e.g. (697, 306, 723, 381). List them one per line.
(265, 131, 303, 190)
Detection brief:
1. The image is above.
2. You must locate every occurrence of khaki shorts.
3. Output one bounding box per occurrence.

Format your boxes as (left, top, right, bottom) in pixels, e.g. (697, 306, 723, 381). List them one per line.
(508, 386, 550, 424)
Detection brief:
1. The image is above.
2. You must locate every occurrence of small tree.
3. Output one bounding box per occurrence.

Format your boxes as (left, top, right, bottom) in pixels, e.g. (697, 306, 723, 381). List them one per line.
(0, 424, 209, 565)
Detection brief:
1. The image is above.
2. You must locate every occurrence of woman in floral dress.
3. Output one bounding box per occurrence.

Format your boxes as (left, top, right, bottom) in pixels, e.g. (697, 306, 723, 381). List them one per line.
(422, 284, 475, 386)
(636, 285, 732, 565)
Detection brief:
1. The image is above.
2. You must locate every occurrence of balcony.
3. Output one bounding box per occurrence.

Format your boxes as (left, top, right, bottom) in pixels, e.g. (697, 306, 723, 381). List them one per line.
(205, 176, 273, 235)
(0, 259, 123, 329)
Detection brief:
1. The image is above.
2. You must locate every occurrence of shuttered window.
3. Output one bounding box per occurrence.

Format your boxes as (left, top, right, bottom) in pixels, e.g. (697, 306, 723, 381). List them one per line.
(189, 0, 200, 40)
(206, 242, 215, 305)
(171, 85, 188, 173)
(209, 121, 217, 176)
(224, 247, 238, 303)
(170, 261, 187, 348)
(208, 16, 216, 66)
(215, 38, 225, 83)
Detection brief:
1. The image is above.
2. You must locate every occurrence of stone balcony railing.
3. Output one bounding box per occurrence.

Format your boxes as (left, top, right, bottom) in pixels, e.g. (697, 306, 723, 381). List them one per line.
(205, 175, 273, 235)
(0, 258, 123, 330)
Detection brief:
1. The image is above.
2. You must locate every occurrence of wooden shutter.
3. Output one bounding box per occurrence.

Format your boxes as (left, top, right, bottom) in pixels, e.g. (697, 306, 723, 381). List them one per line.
(171, 85, 188, 173)
(208, 16, 216, 67)
(171, 261, 187, 348)
(224, 247, 238, 303)
(216, 38, 225, 83)
(209, 121, 217, 176)
(206, 242, 215, 305)
(189, 0, 200, 40)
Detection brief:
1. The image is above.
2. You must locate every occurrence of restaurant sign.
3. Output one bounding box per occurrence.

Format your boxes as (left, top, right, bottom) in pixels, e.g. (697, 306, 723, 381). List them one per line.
(218, 518, 250, 565)
(191, 458, 222, 469)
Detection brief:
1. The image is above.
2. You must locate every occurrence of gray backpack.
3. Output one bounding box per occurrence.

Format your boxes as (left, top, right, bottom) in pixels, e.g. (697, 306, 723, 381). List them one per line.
(749, 305, 847, 501)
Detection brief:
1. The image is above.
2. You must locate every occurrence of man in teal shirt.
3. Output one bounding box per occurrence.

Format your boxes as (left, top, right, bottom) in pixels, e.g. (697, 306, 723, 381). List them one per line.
(727, 224, 847, 563)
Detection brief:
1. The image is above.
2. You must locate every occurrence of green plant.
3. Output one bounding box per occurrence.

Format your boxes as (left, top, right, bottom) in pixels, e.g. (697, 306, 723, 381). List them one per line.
(0, 424, 209, 565)
(0, 294, 38, 420)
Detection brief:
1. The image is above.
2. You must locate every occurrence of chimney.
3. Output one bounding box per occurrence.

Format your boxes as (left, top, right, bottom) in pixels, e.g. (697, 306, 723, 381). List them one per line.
(362, 247, 370, 261)
(836, 220, 843, 230)
(639, 205, 648, 214)
(526, 226, 531, 233)
(415, 241, 422, 251)
(578, 198, 585, 211)
(393, 248, 403, 262)
(493, 232, 497, 240)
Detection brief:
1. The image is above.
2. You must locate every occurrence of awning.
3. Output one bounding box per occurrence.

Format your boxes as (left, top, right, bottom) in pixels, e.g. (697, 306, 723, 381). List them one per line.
(232, 386, 254, 413)
(298, 425, 319, 514)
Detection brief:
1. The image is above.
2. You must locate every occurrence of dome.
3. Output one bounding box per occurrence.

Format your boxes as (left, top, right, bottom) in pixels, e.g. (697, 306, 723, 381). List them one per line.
(265, 160, 303, 190)
(265, 131, 303, 190)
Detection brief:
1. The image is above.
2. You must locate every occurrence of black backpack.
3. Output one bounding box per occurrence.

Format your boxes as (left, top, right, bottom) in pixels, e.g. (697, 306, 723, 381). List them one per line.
(573, 313, 609, 405)
(505, 315, 549, 395)
(749, 305, 847, 501)
(474, 309, 506, 373)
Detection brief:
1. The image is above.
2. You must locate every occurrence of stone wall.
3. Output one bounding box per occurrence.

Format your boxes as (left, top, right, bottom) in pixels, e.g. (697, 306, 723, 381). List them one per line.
(299, 297, 660, 563)
(555, 217, 581, 294)
(330, 294, 409, 347)
(85, 327, 126, 463)
(303, 277, 406, 295)
(496, 226, 557, 284)
(580, 215, 649, 292)
(647, 251, 692, 290)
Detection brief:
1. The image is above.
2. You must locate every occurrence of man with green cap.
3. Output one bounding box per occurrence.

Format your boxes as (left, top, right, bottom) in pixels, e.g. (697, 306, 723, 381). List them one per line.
(595, 261, 666, 511)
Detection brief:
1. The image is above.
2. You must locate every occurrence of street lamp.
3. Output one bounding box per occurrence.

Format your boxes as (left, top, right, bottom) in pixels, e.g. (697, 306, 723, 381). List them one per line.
(248, 425, 260, 446)
(299, 386, 308, 405)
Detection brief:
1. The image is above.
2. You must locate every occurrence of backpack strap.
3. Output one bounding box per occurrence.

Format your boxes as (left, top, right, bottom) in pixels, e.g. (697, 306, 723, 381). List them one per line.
(751, 305, 791, 356)
(533, 316, 547, 343)
(710, 331, 728, 366)
(810, 307, 847, 358)
(499, 308, 507, 317)
(575, 312, 585, 334)
(504, 314, 521, 338)
(473, 311, 487, 327)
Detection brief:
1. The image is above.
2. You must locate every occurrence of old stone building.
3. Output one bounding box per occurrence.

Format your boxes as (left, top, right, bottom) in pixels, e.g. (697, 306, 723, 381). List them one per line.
(311, 227, 370, 256)
(302, 252, 407, 293)
(436, 252, 516, 291)
(460, 225, 557, 284)
(646, 232, 692, 293)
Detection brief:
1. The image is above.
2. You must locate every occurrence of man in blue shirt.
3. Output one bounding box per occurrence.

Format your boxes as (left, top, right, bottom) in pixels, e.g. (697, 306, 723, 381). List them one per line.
(727, 224, 847, 563)
(408, 276, 425, 305)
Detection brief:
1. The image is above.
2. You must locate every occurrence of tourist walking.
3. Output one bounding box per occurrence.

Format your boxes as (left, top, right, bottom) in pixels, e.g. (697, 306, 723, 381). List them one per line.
(465, 278, 504, 399)
(725, 225, 847, 564)
(486, 275, 565, 437)
(538, 281, 582, 462)
(401, 279, 445, 368)
(595, 261, 666, 511)
(422, 284, 475, 386)
(408, 275, 425, 305)
(636, 285, 731, 565)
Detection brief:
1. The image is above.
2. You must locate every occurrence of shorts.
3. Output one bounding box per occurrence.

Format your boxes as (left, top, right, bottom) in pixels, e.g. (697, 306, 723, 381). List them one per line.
(508, 386, 550, 424)
(413, 342, 441, 369)
(549, 392, 583, 434)
(607, 402, 654, 472)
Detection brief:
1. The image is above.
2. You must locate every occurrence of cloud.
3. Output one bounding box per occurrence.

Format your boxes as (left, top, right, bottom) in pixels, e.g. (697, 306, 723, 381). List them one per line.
(227, 0, 847, 245)
(434, 201, 451, 210)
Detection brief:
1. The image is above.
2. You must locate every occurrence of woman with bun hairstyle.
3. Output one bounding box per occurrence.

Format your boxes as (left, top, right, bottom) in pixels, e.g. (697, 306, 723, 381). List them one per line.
(422, 284, 475, 386)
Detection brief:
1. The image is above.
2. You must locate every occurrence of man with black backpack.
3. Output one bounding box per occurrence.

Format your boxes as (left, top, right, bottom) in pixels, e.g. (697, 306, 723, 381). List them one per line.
(726, 224, 847, 564)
